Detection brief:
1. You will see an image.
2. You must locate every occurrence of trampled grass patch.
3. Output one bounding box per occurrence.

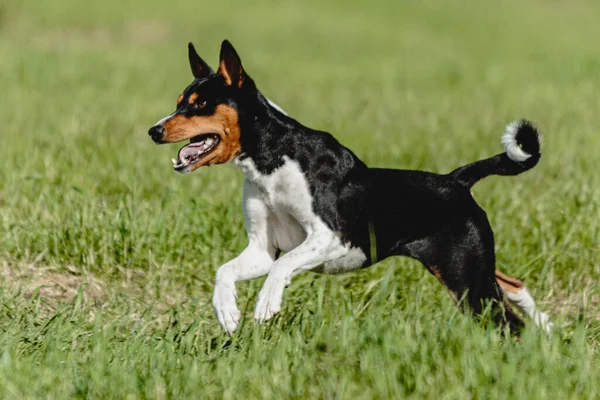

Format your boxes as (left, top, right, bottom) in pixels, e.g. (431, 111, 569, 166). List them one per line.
(1, 0, 600, 398)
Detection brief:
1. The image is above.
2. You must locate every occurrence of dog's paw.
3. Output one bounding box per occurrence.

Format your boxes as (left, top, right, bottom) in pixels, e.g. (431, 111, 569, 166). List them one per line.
(536, 312, 553, 336)
(212, 284, 241, 335)
(254, 277, 284, 324)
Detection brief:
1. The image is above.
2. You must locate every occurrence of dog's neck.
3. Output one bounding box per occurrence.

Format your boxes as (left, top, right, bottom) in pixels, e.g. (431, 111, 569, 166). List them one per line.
(235, 90, 307, 176)
(251, 91, 298, 132)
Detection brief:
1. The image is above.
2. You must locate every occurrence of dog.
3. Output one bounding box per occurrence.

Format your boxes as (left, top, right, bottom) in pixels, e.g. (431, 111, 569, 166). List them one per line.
(148, 40, 552, 336)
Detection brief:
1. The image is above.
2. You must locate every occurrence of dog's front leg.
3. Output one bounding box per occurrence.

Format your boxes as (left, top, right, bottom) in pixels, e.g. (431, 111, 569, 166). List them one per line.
(213, 179, 276, 334)
(213, 242, 275, 335)
(254, 231, 347, 323)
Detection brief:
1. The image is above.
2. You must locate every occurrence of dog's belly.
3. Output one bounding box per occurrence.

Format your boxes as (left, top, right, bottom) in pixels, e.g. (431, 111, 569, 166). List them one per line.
(270, 212, 367, 273)
(318, 247, 367, 274)
(271, 212, 307, 252)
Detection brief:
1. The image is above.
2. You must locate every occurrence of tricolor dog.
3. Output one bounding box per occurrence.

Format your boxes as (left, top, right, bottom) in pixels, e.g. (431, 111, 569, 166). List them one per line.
(149, 40, 551, 336)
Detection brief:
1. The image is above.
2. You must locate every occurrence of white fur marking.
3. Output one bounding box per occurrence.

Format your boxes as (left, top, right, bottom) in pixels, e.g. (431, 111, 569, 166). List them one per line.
(502, 120, 531, 162)
(152, 112, 175, 127)
(505, 288, 553, 335)
(266, 98, 288, 116)
(321, 247, 367, 274)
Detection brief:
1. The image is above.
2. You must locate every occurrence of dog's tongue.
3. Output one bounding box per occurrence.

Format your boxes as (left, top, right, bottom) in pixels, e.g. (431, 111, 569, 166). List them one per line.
(178, 143, 203, 161)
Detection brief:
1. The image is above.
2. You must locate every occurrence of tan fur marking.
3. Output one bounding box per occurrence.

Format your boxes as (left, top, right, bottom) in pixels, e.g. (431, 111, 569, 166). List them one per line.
(218, 59, 233, 86)
(427, 265, 457, 301)
(162, 104, 242, 171)
(188, 93, 199, 104)
(495, 270, 524, 294)
(218, 60, 244, 88)
(177, 94, 184, 105)
(428, 265, 442, 280)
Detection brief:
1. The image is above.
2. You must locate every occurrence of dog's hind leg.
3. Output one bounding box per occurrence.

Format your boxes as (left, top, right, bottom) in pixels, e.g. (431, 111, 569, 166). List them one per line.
(403, 217, 525, 335)
(436, 255, 525, 335)
(495, 270, 553, 335)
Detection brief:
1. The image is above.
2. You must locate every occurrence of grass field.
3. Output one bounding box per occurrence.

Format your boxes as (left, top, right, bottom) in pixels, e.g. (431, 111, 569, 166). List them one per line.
(1, 0, 600, 397)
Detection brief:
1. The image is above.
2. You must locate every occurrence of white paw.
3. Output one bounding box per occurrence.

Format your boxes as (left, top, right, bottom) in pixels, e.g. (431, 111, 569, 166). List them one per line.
(254, 277, 284, 324)
(536, 312, 553, 336)
(212, 284, 241, 335)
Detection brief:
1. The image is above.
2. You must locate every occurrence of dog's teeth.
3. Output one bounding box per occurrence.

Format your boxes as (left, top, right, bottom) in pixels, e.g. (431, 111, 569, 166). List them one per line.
(171, 158, 178, 166)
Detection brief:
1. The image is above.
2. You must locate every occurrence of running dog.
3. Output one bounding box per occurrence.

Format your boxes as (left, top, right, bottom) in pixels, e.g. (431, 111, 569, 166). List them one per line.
(148, 40, 551, 336)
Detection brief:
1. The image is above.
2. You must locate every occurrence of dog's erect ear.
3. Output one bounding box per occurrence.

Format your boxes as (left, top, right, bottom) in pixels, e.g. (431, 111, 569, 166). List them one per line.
(188, 42, 213, 79)
(218, 40, 245, 88)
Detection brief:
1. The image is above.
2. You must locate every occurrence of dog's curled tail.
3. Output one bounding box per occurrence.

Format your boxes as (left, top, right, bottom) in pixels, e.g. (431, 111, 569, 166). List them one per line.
(450, 119, 541, 188)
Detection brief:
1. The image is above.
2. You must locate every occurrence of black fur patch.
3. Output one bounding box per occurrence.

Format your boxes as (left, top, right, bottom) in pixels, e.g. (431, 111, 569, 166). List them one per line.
(514, 119, 540, 158)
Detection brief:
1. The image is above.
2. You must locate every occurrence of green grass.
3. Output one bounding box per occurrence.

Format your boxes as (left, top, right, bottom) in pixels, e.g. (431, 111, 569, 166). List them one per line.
(1, 0, 600, 397)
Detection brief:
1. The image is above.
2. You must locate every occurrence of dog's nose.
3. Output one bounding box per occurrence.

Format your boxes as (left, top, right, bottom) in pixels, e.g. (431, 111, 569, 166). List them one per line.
(148, 125, 165, 143)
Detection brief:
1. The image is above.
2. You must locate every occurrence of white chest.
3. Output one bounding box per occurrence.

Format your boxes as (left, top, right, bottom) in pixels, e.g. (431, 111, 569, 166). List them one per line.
(236, 157, 311, 215)
(234, 156, 367, 272)
(235, 156, 314, 251)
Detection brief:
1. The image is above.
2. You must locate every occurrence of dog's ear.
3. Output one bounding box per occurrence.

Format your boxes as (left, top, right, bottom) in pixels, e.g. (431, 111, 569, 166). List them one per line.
(218, 40, 246, 88)
(188, 42, 213, 79)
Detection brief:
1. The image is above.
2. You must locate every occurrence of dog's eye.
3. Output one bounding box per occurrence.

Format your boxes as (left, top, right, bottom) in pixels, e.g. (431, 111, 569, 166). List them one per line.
(195, 100, 207, 109)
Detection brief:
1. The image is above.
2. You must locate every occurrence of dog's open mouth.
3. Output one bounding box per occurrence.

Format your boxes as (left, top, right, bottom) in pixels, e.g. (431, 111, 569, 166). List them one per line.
(172, 134, 220, 172)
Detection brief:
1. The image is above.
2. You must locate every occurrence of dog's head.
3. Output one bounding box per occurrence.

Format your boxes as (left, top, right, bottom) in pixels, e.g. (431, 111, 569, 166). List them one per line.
(148, 40, 255, 173)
